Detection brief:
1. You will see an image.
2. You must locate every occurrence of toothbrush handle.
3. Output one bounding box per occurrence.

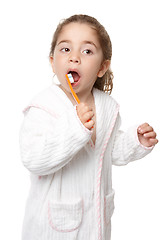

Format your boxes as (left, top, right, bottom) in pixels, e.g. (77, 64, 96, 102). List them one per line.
(65, 74, 80, 104)
(66, 75, 93, 129)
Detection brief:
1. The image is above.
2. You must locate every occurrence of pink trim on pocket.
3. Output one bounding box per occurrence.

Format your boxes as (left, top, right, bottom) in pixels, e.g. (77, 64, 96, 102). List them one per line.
(48, 200, 83, 233)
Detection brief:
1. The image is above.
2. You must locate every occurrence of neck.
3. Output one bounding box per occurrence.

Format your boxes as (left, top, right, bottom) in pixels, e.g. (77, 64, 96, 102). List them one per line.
(77, 89, 94, 104)
(60, 85, 94, 105)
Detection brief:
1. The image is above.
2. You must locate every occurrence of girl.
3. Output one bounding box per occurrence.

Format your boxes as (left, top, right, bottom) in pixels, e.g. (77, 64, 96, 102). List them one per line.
(20, 15, 158, 240)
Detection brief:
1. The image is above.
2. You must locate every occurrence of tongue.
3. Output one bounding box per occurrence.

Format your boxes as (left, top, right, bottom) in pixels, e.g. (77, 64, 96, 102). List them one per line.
(72, 72, 80, 82)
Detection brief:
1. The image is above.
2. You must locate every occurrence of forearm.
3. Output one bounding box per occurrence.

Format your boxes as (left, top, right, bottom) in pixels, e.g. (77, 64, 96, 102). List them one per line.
(112, 125, 153, 166)
(20, 107, 91, 175)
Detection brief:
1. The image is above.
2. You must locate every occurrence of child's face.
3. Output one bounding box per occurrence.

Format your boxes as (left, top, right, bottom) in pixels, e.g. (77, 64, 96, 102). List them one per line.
(50, 22, 109, 96)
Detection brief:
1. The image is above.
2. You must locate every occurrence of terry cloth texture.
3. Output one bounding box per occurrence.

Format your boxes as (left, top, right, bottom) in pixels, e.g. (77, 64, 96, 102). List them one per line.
(20, 83, 153, 240)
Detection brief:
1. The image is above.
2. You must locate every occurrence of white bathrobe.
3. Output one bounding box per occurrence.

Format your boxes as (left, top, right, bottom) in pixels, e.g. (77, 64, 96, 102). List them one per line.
(20, 84, 152, 240)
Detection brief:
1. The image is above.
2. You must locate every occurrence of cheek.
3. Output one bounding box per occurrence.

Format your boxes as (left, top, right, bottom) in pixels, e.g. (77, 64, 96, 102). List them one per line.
(84, 71, 98, 86)
(89, 63, 102, 78)
(52, 56, 62, 73)
(89, 57, 103, 71)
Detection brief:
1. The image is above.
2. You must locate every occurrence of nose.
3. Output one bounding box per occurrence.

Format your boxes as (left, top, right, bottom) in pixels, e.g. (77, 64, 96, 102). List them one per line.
(68, 53, 81, 64)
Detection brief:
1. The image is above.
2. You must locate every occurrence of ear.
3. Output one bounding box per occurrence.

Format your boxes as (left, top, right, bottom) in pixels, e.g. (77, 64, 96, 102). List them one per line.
(97, 60, 110, 78)
(50, 56, 55, 73)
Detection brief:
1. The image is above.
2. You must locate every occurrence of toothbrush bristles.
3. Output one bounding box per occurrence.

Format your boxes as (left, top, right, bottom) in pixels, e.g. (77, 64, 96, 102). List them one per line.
(67, 73, 74, 83)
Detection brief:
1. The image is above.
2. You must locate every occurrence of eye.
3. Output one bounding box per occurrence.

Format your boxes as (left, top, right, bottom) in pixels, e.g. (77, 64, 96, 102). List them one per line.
(61, 48, 70, 53)
(83, 49, 93, 55)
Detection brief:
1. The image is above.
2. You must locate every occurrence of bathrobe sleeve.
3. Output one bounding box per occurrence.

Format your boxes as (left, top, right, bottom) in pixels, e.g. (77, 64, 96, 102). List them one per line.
(111, 114, 154, 166)
(20, 106, 92, 175)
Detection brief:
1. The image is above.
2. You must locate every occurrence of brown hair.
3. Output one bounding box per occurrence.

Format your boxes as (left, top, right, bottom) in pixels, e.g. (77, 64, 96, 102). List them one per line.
(49, 14, 113, 94)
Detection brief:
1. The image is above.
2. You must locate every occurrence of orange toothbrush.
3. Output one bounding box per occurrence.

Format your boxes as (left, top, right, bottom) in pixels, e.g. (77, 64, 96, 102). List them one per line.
(66, 73, 93, 128)
(65, 73, 80, 104)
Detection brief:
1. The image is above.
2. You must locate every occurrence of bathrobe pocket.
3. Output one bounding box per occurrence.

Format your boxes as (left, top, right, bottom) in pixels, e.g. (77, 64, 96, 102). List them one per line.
(104, 190, 115, 224)
(48, 199, 83, 234)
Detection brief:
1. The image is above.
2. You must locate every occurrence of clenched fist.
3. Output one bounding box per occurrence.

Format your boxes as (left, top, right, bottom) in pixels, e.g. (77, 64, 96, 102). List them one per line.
(76, 103, 95, 130)
(137, 123, 158, 147)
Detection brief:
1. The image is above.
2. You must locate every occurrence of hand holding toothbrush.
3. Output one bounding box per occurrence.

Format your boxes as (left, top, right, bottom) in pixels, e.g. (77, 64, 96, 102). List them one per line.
(76, 103, 95, 130)
(66, 73, 94, 130)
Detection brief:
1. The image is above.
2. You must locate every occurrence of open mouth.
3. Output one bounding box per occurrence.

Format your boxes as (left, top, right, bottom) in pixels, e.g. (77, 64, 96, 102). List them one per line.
(68, 71, 80, 83)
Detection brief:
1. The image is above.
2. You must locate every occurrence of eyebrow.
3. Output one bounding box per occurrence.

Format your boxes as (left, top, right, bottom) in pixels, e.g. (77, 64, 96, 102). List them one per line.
(83, 41, 98, 49)
(57, 40, 98, 49)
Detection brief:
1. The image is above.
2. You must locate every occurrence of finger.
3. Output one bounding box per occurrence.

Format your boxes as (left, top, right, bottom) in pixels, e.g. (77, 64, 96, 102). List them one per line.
(83, 111, 94, 122)
(76, 105, 92, 123)
(138, 123, 149, 129)
(143, 126, 153, 133)
(84, 119, 95, 130)
(78, 111, 94, 125)
(79, 102, 92, 110)
(138, 125, 153, 134)
(143, 131, 156, 138)
(138, 123, 149, 130)
(77, 103, 92, 115)
(149, 138, 159, 145)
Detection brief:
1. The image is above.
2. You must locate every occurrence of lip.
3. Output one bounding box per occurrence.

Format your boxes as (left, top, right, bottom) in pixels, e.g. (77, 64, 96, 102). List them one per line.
(67, 68, 81, 77)
(71, 78, 81, 88)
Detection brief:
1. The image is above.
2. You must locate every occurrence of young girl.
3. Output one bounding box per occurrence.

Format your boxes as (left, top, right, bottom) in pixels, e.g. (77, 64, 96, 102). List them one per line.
(20, 14, 158, 240)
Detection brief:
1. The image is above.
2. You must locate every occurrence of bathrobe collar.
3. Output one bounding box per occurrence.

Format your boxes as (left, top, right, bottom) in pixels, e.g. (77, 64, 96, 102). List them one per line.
(92, 88, 119, 151)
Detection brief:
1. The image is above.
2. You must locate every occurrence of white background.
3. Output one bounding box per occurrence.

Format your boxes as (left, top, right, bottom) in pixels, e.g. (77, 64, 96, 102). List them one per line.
(0, 0, 159, 239)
